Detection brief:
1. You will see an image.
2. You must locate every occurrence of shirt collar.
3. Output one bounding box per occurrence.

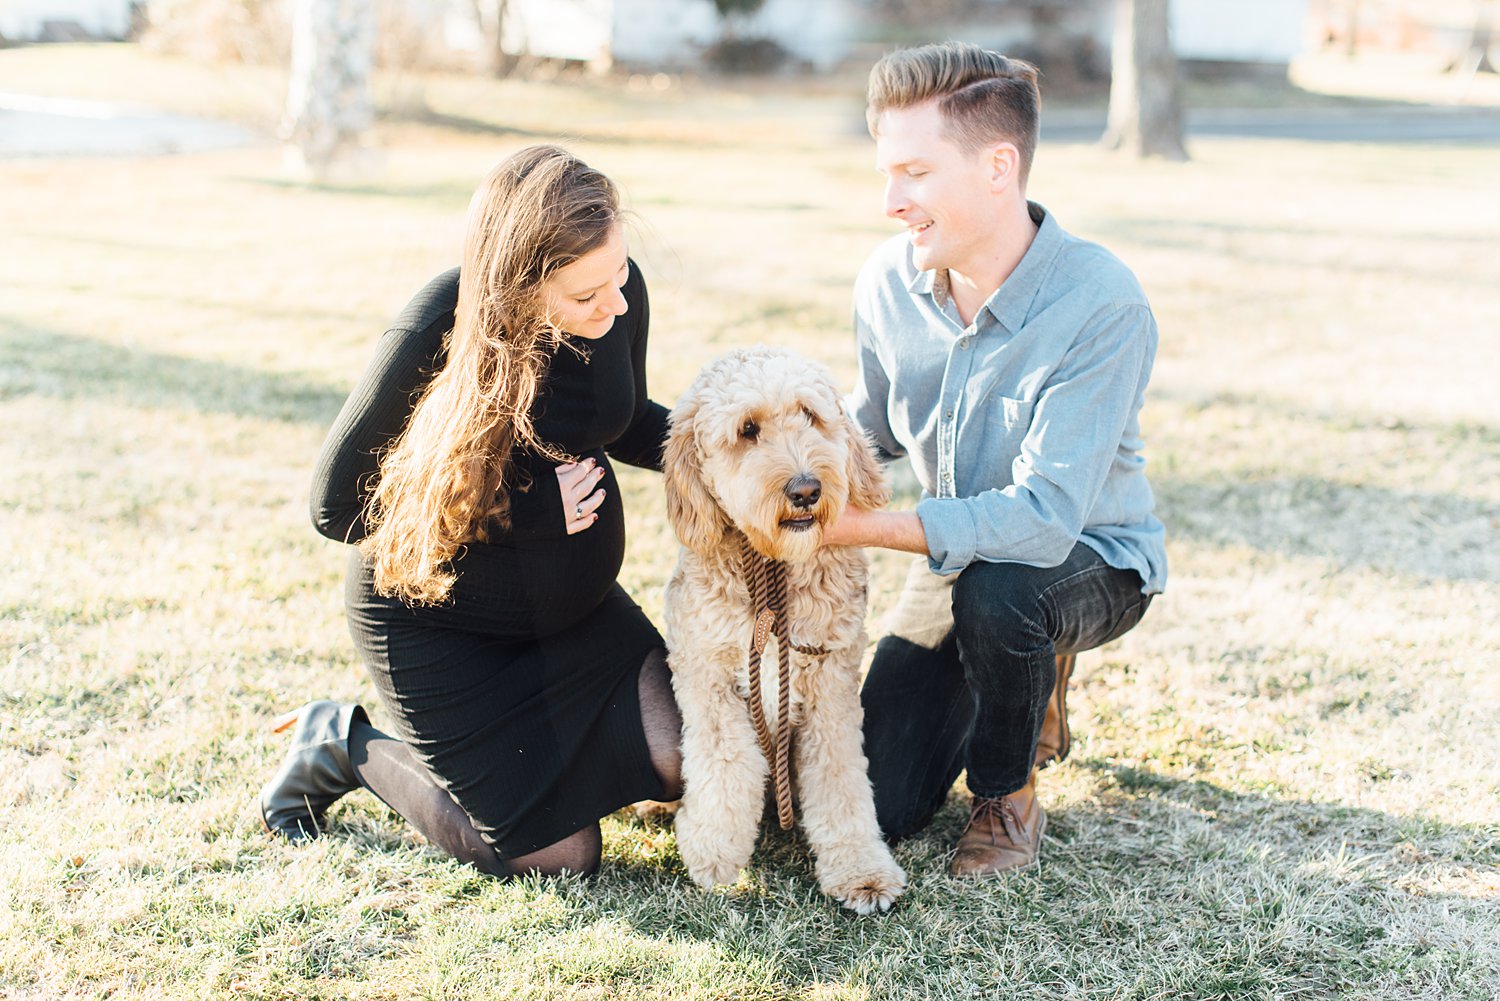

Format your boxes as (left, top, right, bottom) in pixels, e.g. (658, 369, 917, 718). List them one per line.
(905, 201, 1062, 333)
(906, 259, 938, 296)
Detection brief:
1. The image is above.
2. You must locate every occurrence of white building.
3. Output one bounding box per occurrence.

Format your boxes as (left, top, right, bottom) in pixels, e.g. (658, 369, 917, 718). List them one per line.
(3, 0, 1309, 79)
(858, 0, 1310, 81)
(1171, 0, 1308, 73)
(484, 0, 857, 71)
(0, 0, 137, 41)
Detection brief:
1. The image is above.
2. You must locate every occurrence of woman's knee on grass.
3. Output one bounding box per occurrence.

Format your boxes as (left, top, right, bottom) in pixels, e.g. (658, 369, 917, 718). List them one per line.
(504, 824, 603, 878)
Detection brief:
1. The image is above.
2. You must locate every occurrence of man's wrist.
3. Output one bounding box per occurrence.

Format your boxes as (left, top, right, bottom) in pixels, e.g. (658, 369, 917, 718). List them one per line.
(845, 509, 928, 555)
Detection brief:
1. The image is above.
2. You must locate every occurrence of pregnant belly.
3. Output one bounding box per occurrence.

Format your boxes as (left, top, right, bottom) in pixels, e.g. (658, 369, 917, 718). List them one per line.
(456, 485, 627, 636)
(347, 491, 628, 640)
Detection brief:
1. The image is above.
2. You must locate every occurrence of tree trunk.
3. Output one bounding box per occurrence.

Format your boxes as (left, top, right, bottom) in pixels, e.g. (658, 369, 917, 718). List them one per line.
(1101, 0, 1188, 161)
(1446, 1, 1497, 75)
(470, 0, 519, 78)
(494, 0, 516, 76)
(282, 0, 375, 178)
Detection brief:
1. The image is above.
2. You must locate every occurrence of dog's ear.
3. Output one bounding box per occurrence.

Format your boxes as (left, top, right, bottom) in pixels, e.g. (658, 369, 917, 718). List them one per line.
(843, 411, 890, 512)
(663, 395, 728, 554)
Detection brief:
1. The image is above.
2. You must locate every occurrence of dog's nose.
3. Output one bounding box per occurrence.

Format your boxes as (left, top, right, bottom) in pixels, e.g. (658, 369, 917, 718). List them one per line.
(784, 475, 822, 510)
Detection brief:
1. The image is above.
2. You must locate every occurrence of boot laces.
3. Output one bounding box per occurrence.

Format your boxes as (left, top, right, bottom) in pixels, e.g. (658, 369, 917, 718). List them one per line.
(968, 795, 1017, 844)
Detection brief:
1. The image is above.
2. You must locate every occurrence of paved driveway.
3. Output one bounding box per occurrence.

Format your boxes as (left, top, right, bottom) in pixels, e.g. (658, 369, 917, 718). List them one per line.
(6, 89, 1499, 158)
(0, 92, 262, 157)
(1041, 104, 1500, 145)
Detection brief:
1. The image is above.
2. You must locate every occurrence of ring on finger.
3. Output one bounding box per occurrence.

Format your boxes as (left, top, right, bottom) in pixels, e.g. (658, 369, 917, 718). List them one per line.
(575, 505, 584, 518)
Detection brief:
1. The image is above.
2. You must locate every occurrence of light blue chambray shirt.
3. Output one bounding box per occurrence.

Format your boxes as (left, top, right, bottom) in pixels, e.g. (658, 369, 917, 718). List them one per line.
(849, 202, 1167, 594)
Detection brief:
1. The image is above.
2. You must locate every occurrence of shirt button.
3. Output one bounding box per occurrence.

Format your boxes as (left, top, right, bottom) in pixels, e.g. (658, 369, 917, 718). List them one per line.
(944, 410, 953, 422)
(942, 471, 952, 482)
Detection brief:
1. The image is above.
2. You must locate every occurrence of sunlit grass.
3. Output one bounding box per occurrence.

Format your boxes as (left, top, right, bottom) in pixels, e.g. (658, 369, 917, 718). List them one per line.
(2, 43, 1498, 1000)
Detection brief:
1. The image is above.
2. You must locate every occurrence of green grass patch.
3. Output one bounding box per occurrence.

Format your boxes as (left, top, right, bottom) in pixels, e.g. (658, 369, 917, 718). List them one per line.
(2, 43, 1498, 1000)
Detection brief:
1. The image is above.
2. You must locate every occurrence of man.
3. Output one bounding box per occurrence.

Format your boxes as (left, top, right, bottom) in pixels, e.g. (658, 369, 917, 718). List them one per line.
(824, 42, 1168, 874)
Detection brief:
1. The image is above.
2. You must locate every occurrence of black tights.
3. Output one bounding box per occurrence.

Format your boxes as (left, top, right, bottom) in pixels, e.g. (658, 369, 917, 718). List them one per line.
(347, 648, 682, 878)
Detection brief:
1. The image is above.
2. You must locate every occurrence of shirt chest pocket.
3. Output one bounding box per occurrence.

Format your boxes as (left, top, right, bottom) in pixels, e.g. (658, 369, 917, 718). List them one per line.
(988, 395, 1035, 429)
(978, 395, 1036, 474)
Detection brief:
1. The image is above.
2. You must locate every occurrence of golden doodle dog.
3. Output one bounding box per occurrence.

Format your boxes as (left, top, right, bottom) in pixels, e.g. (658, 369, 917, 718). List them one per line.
(661, 346, 907, 914)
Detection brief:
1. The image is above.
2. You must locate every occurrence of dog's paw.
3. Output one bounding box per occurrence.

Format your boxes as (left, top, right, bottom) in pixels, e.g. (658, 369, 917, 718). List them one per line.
(686, 856, 744, 889)
(822, 858, 907, 915)
(628, 799, 681, 825)
(675, 806, 748, 888)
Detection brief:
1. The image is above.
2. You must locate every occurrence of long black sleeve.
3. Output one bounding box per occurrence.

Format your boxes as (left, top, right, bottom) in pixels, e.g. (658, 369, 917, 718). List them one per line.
(310, 269, 458, 544)
(602, 262, 669, 471)
(311, 261, 663, 546)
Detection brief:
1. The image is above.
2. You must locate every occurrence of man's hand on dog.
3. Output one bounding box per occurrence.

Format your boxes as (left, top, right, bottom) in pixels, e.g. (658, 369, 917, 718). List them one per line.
(822, 505, 929, 554)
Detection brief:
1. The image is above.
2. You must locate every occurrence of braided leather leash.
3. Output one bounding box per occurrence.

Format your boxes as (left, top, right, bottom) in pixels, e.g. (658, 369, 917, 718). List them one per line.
(738, 532, 827, 830)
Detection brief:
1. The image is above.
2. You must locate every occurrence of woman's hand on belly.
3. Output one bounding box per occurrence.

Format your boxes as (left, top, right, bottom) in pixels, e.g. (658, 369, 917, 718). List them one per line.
(556, 457, 607, 534)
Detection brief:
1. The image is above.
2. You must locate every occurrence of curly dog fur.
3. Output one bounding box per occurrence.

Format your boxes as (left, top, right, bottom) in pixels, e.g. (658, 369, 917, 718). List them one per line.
(662, 346, 907, 914)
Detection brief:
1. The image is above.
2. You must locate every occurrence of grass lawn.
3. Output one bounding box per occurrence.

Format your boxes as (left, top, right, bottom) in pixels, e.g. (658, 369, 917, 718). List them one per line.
(2, 44, 1498, 1000)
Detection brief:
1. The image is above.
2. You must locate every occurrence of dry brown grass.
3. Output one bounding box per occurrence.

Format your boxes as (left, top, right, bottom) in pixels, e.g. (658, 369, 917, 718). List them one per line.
(2, 43, 1497, 1000)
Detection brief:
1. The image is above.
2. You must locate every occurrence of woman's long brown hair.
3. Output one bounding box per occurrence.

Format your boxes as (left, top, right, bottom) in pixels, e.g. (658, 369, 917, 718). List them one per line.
(360, 145, 620, 604)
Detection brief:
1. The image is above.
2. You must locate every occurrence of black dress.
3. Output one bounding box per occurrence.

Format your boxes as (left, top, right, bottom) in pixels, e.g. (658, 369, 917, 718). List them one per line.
(310, 261, 669, 857)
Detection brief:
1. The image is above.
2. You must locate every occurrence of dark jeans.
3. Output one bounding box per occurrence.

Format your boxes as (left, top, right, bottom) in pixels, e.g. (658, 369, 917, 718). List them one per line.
(861, 542, 1153, 840)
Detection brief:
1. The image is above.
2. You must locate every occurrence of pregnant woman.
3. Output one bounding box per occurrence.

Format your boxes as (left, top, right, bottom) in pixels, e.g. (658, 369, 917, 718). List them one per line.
(258, 145, 682, 877)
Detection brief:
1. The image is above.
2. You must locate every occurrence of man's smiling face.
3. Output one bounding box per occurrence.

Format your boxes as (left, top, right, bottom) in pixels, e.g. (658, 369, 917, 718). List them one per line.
(874, 100, 999, 277)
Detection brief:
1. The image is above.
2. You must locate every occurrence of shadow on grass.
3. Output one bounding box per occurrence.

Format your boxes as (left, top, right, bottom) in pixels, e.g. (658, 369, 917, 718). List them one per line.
(1063, 760, 1498, 863)
(1097, 216, 1500, 251)
(1042, 85, 1500, 147)
(0, 318, 348, 426)
(634, 194, 824, 213)
(1093, 217, 1499, 285)
(319, 762, 1496, 998)
(1155, 473, 1498, 584)
(387, 109, 559, 142)
(232, 173, 478, 206)
(385, 108, 747, 151)
(1148, 394, 1499, 584)
(885, 394, 1496, 585)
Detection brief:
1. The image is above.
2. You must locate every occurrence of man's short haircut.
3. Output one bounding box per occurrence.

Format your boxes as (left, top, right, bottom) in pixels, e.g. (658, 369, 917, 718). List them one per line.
(867, 41, 1041, 187)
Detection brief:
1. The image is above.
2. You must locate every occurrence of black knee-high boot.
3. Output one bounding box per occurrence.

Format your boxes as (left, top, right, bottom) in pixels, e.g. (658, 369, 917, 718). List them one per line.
(258, 700, 366, 843)
(259, 700, 508, 877)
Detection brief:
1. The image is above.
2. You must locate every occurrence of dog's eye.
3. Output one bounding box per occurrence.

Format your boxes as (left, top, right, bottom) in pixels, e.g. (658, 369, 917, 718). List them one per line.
(739, 419, 760, 441)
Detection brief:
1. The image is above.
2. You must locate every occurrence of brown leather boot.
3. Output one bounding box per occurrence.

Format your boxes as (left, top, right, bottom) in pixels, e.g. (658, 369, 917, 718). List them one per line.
(950, 770, 1046, 876)
(1034, 653, 1076, 769)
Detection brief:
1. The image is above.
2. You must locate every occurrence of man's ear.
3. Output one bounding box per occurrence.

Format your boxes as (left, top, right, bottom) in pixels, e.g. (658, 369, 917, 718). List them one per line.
(989, 142, 1020, 191)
